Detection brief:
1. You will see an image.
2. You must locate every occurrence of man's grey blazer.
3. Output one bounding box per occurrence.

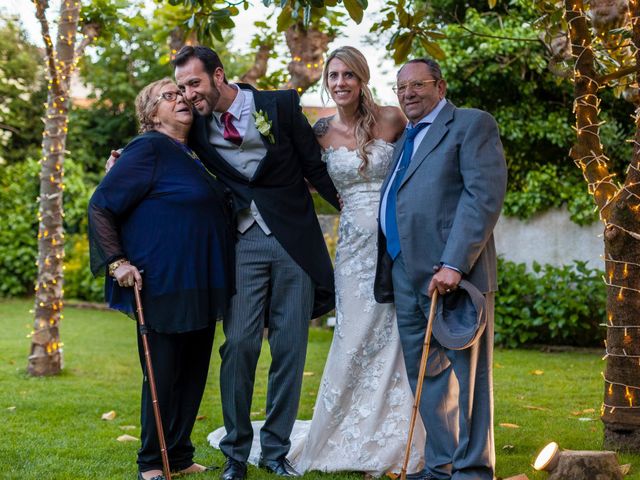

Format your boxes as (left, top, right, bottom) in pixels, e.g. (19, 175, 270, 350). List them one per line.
(374, 101, 507, 302)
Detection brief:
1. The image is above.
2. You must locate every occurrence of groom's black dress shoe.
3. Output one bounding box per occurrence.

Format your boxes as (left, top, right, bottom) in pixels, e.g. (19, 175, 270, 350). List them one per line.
(221, 458, 247, 480)
(258, 456, 300, 477)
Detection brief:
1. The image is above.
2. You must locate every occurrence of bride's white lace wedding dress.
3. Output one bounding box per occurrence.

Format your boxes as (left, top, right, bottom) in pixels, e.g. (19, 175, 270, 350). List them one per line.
(208, 139, 425, 476)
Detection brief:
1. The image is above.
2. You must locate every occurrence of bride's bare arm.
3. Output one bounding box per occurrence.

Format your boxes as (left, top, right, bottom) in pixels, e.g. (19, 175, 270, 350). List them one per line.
(376, 105, 407, 142)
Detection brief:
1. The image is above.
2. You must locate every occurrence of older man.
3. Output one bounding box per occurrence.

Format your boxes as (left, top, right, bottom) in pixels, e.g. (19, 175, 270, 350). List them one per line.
(375, 58, 507, 480)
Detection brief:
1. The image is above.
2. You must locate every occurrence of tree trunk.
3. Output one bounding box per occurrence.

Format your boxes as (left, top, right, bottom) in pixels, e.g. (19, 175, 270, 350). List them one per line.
(548, 450, 622, 480)
(169, 27, 197, 60)
(564, 0, 640, 450)
(28, 0, 80, 376)
(240, 44, 272, 86)
(283, 23, 333, 93)
(602, 113, 640, 449)
(601, 0, 640, 450)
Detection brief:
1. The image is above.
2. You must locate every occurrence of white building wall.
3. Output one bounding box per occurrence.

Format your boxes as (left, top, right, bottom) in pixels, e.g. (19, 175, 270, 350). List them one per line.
(319, 206, 605, 271)
(494, 207, 604, 270)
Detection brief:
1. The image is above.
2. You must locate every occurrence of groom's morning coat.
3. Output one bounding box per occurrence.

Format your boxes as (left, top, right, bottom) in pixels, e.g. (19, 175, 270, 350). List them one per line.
(189, 84, 340, 318)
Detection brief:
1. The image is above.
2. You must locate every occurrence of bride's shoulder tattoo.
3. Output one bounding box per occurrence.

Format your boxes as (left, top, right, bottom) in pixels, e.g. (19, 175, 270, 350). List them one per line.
(313, 117, 331, 137)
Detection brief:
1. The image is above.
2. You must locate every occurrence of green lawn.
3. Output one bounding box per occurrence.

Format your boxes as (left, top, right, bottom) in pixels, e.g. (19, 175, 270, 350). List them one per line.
(0, 298, 637, 480)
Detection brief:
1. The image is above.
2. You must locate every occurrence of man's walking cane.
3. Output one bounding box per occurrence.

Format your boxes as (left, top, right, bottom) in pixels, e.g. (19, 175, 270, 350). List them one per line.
(134, 281, 172, 480)
(400, 290, 439, 480)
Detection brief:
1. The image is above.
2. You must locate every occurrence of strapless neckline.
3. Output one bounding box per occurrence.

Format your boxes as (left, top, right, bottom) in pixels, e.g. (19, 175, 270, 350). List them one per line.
(323, 138, 394, 156)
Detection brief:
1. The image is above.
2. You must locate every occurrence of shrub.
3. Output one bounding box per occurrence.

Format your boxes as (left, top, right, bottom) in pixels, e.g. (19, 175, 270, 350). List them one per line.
(502, 164, 598, 226)
(495, 257, 606, 348)
(312, 192, 338, 215)
(0, 159, 39, 296)
(63, 233, 103, 302)
(0, 157, 96, 297)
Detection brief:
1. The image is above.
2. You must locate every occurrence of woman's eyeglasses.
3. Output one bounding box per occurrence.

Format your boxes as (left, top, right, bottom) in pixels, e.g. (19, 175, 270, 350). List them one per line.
(153, 90, 184, 105)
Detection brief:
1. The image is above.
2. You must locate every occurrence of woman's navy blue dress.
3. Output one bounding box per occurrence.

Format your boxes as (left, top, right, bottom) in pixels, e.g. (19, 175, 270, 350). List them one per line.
(88, 131, 234, 333)
(88, 130, 235, 473)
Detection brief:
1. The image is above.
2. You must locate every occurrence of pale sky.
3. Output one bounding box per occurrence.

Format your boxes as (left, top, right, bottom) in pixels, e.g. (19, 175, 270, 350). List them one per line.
(4, 0, 400, 106)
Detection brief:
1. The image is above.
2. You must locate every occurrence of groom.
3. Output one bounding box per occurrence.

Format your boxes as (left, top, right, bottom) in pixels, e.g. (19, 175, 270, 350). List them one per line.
(173, 46, 340, 480)
(375, 58, 507, 479)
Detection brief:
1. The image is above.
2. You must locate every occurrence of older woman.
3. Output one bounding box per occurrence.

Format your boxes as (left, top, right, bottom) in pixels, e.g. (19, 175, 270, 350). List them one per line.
(89, 78, 234, 480)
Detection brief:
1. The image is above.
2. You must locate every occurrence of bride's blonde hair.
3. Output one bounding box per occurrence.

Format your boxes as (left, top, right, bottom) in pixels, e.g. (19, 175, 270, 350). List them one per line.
(322, 46, 378, 175)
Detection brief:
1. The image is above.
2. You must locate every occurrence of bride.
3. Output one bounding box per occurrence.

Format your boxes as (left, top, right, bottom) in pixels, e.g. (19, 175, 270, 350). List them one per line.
(209, 46, 425, 476)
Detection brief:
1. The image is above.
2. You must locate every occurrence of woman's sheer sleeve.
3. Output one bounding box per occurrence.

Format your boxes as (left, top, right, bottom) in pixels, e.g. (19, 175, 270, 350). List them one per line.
(88, 136, 157, 277)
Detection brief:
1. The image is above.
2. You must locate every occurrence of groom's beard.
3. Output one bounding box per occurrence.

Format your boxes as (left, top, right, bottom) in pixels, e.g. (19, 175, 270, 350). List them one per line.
(192, 85, 220, 116)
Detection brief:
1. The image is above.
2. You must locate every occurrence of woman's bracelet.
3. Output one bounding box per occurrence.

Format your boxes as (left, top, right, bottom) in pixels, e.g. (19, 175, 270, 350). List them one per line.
(108, 258, 129, 277)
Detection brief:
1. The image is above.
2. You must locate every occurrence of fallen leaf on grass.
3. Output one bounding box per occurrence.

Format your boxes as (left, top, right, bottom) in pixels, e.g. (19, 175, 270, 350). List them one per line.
(620, 463, 631, 475)
(530, 370, 544, 376)
(117, 434, 138, 442)
(303, 371, 315, 376)
(101, 410, 117, 421)
(7, 406, 16, 412)
(523, 405, 549, 411)
(196, 415, 207, 421)
(499, 423, 520, 429)
(502, 444, 515, 451)
(119, 425, 136, 431)
(571, 408, 596, 416)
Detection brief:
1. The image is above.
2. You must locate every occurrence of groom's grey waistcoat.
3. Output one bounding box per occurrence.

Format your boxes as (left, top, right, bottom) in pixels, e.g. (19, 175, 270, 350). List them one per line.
(207, 100, 270, 233)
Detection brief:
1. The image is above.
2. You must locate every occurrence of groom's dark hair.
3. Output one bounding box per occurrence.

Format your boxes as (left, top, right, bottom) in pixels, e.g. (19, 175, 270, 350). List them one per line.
(172, 45, 228, 82)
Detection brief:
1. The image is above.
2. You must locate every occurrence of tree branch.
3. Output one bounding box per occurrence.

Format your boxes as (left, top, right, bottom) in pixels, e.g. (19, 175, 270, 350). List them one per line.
(0, 123, 20, 135)
(75, 23, 100, 59)
(34, 0, 60, 96)
(454, 23, 540, 43)
(598, 65, 640, 85)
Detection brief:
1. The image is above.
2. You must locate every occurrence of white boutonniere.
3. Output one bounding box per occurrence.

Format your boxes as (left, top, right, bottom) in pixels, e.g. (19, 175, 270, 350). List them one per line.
(253, 110, 275, 144)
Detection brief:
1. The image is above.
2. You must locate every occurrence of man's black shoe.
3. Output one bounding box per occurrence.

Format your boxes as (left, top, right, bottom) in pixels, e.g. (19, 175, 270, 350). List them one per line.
(220, 458, 247, 480)
(258, 456, 300, 477)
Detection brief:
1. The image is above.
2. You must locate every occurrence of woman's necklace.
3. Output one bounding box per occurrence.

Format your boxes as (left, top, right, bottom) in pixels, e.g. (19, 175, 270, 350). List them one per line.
(169, 138, 217, 179)
(171, 138, 200, 161)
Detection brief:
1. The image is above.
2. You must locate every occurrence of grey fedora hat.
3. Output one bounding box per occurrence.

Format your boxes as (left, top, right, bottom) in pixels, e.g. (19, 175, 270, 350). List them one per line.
(431, 279, 487, 350)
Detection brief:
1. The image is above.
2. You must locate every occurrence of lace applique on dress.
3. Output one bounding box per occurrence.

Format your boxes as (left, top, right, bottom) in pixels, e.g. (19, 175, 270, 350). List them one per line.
(291, 140, 425, 475)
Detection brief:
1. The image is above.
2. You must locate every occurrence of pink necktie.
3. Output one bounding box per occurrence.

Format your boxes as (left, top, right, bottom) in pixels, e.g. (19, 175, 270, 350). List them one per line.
(221, 112, 242, 146)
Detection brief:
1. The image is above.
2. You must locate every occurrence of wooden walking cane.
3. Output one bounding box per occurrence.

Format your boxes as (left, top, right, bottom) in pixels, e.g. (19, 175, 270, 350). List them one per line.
(134, 281, 172, 480)
(400, 290, 439, 480)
